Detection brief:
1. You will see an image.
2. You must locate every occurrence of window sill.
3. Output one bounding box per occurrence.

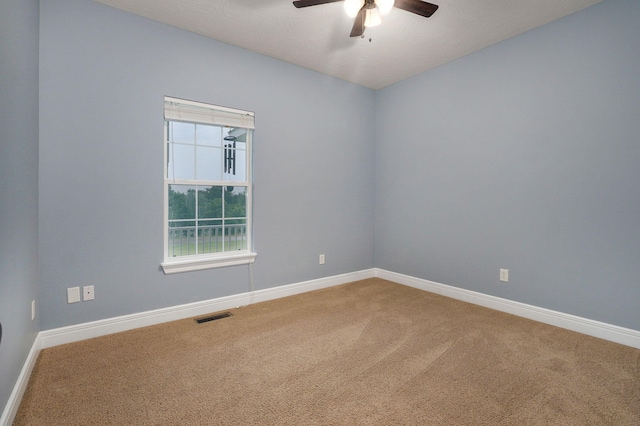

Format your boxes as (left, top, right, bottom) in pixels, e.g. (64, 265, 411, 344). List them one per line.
(161, 252, 257, 274)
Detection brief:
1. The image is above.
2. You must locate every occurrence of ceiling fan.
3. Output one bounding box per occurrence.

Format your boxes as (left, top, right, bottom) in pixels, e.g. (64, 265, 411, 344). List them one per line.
(293, 0, 439, 38)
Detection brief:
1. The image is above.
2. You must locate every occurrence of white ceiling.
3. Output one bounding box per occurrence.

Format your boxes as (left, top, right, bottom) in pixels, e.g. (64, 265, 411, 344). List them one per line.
(94, 0, 602, 90)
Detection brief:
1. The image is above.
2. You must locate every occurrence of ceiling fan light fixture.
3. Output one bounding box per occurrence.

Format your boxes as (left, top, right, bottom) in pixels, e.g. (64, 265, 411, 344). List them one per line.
(377, 0, 395, 15)
(364, 7, 381, 27)
(344, 0, 364, 18)
(294, 0, 439, 38)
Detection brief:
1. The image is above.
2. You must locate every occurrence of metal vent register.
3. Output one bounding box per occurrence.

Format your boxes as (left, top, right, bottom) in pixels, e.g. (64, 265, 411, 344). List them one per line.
(195, 312, 233, 324)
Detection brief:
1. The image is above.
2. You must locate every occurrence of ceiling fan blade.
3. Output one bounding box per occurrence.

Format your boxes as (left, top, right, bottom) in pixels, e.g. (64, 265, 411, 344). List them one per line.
(350, 5, 366, 37)
(293, 0, 343, 8)
(394, 0, 439, 18)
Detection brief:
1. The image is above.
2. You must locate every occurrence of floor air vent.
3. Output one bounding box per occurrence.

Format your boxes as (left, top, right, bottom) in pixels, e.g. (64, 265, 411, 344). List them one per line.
(195, 312, 233, 324)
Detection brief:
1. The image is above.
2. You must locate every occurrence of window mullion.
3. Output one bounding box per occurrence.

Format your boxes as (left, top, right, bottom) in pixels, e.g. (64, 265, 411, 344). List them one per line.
(194, 184, 199, 256)
(221, 185, 225, 252)
(193, 125, 198, 256)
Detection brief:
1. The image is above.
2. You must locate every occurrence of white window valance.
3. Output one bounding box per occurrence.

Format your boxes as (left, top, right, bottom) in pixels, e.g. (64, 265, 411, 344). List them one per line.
(164, 96, 255, 130)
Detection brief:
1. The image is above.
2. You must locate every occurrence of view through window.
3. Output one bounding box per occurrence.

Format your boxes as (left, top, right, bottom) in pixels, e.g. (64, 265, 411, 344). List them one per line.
(162, 97, 255, 273)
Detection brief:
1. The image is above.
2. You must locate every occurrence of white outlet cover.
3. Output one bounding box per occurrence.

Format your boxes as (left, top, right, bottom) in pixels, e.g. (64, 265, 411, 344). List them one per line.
(83, 285, 95, 301)
(67, 287, 81, 304)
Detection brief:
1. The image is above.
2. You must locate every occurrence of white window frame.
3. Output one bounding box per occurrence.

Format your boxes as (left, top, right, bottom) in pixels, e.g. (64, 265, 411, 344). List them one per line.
(161, 96, 256, 274)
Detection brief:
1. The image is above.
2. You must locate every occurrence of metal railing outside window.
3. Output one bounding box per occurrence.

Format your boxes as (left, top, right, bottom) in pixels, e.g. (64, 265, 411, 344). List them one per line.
(168, 223, 247, 257)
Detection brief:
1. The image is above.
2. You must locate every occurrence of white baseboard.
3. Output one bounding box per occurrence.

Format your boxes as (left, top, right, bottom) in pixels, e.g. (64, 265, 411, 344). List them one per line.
(0, 338, 40, 426)
(38, 267, 640, 350)
(39, 268, 376, 349)
(5, 267, 639, 425)
(375, 268, 640, 350)
(2, 269, 375, 426)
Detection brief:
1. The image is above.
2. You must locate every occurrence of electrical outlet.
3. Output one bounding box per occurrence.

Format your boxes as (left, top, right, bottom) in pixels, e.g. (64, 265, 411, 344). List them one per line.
(67, 287, 81, 304)
(31, 300, 36, 320)
(319, 254, 325, 265)
(500, 269, 509, 282)
(83, 285, 95, 301)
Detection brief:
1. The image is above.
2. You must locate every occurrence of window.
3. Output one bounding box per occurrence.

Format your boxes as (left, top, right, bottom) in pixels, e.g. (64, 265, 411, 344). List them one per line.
(161, 97, 256, 274)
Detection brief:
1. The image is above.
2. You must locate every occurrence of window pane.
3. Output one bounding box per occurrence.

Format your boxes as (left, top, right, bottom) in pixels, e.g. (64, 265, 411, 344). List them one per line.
(198, 219, 223, 254)
(196, 124, 222, 147)
(224, 219, 247, 251)
(168, 185, 196, 221)
(197, 186, 222, 220)
(224, 186, 247, 218)
(169, 122, 195, 143)
(168, 225, 197, 257)
(196, 146, 222, 181)
(168, 144, 195, 180)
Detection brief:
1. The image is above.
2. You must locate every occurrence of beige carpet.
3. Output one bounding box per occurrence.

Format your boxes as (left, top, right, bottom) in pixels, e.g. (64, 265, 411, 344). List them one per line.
(15, 279, 640, 425)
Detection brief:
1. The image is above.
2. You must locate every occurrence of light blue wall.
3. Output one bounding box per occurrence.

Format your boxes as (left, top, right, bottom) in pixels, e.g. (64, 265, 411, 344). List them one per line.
(35, 0, 640, 333)
(39, 0, 375, 329)
(375, 0, 640, 330)
(0, 0, 40, 413)
(2, 0, 639, 416)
